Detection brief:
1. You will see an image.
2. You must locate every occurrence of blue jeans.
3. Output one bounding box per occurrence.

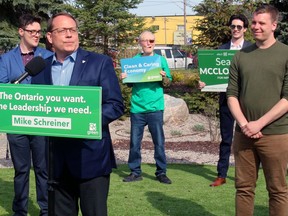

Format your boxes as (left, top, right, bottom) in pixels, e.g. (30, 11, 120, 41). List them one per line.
(128, 111, 167, 176)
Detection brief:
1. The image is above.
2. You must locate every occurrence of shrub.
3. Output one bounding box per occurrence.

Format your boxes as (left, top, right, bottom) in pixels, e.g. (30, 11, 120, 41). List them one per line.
(116, 68, 220, 142)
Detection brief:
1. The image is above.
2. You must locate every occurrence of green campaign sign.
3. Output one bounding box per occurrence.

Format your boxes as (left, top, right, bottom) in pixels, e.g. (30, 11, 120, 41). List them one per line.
(198, 49, 238, 92)
(0, 84, 102, 139)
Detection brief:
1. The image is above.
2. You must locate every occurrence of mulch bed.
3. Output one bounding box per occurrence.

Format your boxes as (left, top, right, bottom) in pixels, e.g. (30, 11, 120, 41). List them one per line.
(113, 139, 220, 155)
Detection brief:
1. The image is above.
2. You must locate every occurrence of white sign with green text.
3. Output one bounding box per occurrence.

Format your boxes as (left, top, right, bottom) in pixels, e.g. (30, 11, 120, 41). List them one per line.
(0, 84, 102, 139)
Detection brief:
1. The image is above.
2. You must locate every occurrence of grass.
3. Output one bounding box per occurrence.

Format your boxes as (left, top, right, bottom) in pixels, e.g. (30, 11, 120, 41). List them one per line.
(0, 164, 276, 216)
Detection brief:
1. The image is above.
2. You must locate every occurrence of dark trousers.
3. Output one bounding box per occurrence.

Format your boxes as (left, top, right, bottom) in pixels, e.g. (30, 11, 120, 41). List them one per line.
(7, 134, 48, 216)
(53, 167, 110, 216)
(217, 93, 234, 178)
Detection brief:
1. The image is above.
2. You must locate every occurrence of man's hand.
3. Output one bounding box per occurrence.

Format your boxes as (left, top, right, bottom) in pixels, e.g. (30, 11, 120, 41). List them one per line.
(160, 70, 166, 77)
(241, 121, 263, 139)
(120, 72, 127, 80)
(198, 81, 206, 89)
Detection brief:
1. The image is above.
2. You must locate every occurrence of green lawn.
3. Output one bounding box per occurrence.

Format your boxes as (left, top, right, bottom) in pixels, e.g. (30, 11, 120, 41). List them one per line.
(0, 164, 273, 216)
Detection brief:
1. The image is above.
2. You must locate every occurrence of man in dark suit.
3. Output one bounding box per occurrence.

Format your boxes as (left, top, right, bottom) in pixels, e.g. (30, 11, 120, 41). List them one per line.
(199, 14, 252, 187)
(0, 14, 53, 216)
(32, 12, 124, 216)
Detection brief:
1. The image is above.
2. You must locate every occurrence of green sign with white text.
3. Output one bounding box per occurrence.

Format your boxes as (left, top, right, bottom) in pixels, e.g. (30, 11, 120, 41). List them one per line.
(198, 49, 238, 92)
(0, 84, 102, 139)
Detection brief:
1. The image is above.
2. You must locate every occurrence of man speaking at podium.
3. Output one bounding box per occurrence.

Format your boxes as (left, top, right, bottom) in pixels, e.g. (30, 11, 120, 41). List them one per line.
(32, 12, 124, 216)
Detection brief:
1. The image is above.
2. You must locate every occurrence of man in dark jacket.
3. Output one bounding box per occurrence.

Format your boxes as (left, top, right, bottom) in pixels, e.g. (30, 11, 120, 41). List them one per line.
(199, 14, 252, 187)
(32, 12, 124, 216)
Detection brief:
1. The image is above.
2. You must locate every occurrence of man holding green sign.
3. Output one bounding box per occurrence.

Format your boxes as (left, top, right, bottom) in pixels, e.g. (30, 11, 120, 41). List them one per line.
(199, 14, 252, 187)
(32, 12, 124, 216)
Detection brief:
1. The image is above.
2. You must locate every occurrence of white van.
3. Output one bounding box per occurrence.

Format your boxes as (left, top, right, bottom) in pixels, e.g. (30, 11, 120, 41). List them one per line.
(153, 46, 193, 69)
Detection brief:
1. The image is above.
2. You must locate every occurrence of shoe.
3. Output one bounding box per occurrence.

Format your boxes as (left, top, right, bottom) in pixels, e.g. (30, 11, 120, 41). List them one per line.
(123, 173, 143, 182)
(210, 177, 226, 187)
(156, 174, 172, 184)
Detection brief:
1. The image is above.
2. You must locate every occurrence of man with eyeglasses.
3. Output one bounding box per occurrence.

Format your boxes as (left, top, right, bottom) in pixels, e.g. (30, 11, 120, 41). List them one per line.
(199, 14, 252, 187)
(32, 12, 124, 216)
(121, 31, 173, 184)
(0, 14, 53, 216)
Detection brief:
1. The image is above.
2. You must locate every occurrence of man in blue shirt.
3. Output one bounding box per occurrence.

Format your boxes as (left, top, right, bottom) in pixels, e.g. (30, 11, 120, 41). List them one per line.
(0, 14, 53, 216)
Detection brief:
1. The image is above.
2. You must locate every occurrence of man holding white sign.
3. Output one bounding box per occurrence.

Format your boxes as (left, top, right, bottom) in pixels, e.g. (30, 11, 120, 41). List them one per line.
(121, 31, 172, 184)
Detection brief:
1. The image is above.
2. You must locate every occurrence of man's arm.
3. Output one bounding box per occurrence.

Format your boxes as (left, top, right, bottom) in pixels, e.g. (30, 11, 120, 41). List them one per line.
(0, 56, 9, 83)
(100, 57, 124, 126)
(242, 98, 288, 137)
(228, 96, 263, 138)
(227, 96, 248, 128)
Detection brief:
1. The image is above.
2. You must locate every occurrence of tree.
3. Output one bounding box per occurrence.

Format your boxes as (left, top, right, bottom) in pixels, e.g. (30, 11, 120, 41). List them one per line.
(271, 0, 288, 45)
(0, 0, 66, 52)
(66, 0, 145, 54)
(192, 0, 272, 49)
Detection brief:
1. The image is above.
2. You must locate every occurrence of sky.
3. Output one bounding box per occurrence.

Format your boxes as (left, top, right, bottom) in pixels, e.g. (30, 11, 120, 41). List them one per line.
(129, 0, 203, 17)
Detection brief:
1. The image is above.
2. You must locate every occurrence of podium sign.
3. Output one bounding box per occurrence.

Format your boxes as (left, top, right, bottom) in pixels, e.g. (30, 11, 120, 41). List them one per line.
(0, 84, 102, 139)
(198, 49, 238, 92)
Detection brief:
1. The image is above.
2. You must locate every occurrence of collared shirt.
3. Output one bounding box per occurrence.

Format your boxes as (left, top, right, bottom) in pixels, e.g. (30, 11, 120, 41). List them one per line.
(21, 51, 34, 65)
(51, 51, 77, 86)
(230, 40, 244, 50)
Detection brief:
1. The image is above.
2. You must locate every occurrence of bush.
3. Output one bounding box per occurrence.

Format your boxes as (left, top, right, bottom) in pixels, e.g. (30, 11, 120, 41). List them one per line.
(116, 68, 220, 141)
(167, 70, 220, 142)
(115, 69, 132, 118)
(116, 68, 219, 113)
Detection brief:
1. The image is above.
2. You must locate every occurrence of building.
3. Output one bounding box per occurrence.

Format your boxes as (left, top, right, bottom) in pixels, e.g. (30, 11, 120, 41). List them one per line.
(142, 15, 203, 47)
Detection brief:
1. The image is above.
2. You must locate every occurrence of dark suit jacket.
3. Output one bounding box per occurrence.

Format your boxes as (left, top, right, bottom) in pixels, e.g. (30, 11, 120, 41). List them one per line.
(219, 40, 252, 50)
(219, 40, 252, 105)
(32, 48, 124, 179)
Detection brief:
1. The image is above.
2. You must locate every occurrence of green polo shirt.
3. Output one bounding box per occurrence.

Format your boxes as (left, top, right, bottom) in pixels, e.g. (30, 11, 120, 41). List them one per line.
(130, 53, 172, 113)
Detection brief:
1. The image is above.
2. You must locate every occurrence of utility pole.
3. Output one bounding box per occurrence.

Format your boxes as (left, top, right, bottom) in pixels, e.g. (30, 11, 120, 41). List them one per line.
(184, 0, 187, 69)
(164, 17, 167, 46)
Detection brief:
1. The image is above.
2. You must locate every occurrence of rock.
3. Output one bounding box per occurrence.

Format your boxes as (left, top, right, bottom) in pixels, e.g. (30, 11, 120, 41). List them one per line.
(164, 94, 189, 126)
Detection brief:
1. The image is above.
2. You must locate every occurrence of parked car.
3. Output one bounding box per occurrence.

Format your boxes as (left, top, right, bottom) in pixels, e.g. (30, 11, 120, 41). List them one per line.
(180, 50, 198, 69)
(153, 46, 194, 69)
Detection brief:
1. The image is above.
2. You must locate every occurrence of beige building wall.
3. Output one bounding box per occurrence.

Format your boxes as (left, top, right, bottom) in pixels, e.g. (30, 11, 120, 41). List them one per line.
(143, 15, 203, 46)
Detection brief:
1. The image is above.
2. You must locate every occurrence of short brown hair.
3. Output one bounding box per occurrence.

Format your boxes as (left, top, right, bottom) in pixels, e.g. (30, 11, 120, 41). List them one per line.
(254, 4, 279, 22)
(18, 14, 41, 29)
(47, 12, 78, 32)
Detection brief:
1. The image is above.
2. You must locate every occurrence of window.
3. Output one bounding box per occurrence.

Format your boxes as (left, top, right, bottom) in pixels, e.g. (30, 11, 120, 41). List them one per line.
(154, 49, 161, 56)
(177, 25, 184, 31)
(172, 49, 183, 58)
(164, 49, 172, 59)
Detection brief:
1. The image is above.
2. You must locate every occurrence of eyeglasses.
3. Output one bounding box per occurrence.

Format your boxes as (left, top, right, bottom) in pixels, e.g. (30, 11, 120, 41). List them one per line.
(23, 29, 42, 36)
(229, 25, 243, 31)
(140, 39, 155, 44)
(50, 27, 78, 35)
